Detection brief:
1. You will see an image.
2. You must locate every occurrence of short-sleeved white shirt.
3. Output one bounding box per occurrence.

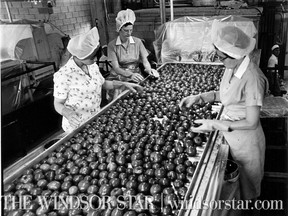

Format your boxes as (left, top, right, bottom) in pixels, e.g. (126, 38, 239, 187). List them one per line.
(107, 36, 148, 67)
(220, 59, 268, 120)
(267, 54, 278, 68)
(53, 57, 105, 132)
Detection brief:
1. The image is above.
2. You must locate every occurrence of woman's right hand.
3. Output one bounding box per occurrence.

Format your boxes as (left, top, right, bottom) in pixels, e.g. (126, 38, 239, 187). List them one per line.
(131, 73, 144, 83)
(62, 107, 81, 129)
(122, 82, 144, 93)
(179, 95, 201, 109)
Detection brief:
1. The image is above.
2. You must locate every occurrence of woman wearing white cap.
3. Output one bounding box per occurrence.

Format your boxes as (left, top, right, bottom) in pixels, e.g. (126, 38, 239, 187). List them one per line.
(267, 44, 281, 95)
(180, 25, 269, 202)
(107, 9, 159, 85)
(53, 27, 143, 133)
(268, 44, 280, 68)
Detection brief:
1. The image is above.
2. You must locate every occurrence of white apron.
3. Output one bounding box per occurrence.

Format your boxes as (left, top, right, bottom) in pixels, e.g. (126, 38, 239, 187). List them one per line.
(222, 125, 265, 200)
(219, 57, 268, 200)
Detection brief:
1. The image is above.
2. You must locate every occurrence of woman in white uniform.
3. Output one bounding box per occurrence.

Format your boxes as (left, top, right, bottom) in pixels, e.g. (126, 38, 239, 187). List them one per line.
(180, 25, 268, 202)
(106, 9, 159, 100)
(107, 9, 159, 83)
(53, 27, 143, 133)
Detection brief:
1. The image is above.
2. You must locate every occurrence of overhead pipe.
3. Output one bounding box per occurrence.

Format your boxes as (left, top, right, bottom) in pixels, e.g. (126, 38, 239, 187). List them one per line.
(5, 1, 13, 23)
(103, 0, 110, 44)
(170, 0, 174, 21)
(159, 0, 166, 24)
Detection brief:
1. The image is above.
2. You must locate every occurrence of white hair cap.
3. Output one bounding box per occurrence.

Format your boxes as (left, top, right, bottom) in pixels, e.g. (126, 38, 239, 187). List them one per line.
(213, 25, 256, 59)
(67, 27, 100, 59)
(116, 9, 136, 32)
(271, 44, 279, 51)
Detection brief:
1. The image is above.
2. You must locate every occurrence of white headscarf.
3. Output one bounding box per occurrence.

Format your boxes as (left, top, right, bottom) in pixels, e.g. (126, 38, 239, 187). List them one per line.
(67, 27, 100, 59)
(115, 9, 136, 32)
(213, 25, 256, 59)
(271, 44, 279, 51)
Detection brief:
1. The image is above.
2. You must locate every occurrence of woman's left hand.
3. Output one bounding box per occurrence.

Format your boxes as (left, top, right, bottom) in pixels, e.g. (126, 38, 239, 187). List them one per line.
(123, 82, 144, 93)
(191, 119, 216, 133)
(191, 119, 230, 133)
(149, 69, 160, 78)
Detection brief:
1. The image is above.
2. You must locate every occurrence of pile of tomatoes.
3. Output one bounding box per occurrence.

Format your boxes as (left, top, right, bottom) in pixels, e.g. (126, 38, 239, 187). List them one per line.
(4, 63, 224, 216)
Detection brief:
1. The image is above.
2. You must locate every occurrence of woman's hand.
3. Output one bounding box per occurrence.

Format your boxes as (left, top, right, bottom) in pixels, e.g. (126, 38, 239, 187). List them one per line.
(191, 119, 230, 133)
(148, 69, 160, 78)
(190, 119, 216, 133)
(122, 82, 144, 93)
(62, 107, 81, 129)
(179, 95, 201, 109)
(131, 73, 144, 83)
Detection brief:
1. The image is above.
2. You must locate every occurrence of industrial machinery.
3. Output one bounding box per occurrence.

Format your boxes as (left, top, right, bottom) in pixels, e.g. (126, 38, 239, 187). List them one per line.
(1, 20, 68, 167)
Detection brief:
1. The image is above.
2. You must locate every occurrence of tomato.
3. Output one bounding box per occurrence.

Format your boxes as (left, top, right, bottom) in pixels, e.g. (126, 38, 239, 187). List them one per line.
(123, 211, 137, 216)
(186, 146, 197, 157)
(78, 180, 90, 192)
(111, 208, 124, 216)
(68, 186, 78, 195)
(47, 181, 60, 190)
(193, 136, 203, 146)
(150, 184, 162, 195)
(99, 184, 112, 196)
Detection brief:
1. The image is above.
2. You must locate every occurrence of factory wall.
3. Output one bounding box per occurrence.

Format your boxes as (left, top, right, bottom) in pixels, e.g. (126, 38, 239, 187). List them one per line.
(0, 0, 93, 37)
(0, 0, 160, 54)
(105, 7, 263, 57)
(0, 1, 267, 59)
